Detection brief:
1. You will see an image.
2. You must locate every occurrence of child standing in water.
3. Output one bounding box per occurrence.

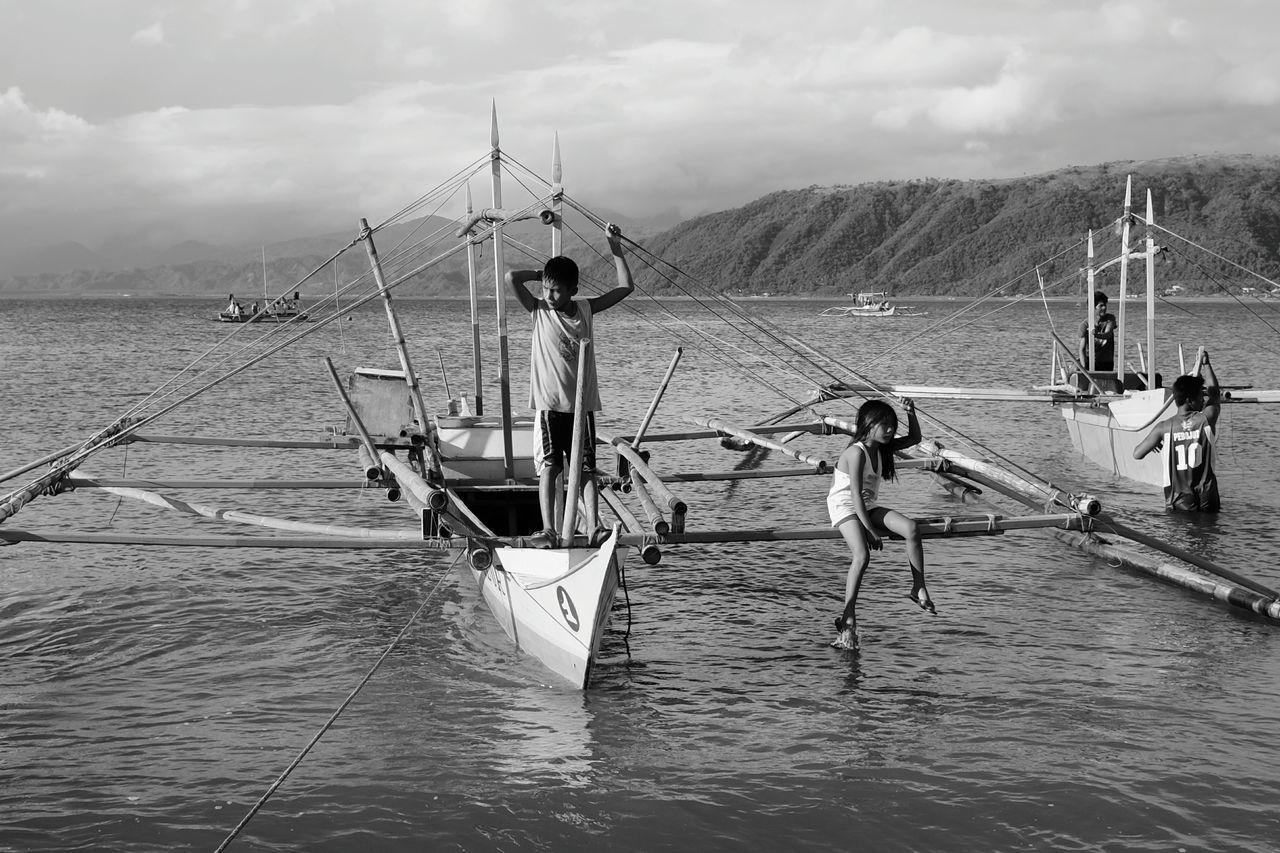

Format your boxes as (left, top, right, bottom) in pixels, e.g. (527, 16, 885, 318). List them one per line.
(827, 398, 932, 650)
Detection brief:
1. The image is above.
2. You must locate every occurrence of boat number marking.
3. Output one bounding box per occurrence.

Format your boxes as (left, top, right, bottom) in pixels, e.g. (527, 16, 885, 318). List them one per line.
(557, 586, 580, 632)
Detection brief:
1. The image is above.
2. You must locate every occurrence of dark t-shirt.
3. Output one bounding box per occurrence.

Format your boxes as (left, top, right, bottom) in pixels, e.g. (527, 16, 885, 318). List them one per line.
(1079, 312, 1116, 371)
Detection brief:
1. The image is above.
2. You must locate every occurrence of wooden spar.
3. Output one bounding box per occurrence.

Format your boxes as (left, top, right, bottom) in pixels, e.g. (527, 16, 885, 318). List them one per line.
(633, 347, 683, 451)
(691, 416, 831, 472)
(600, 488, 661, 565)
(0, 440, 85, 485)
(323, 356, 383, 481)
(625, 470, 668, 535)
(1116, 176, 1132, 382)
(560, 339, 591, 544)
(0, 529, 446, 549)
(819, 382, 1065, 403)
(911, 443, 1280, 620)
(67, 477, 364, 490)
(358, 218, 444, 483)
(377, 451, 446, 513)
(464, 185, 484, 416)
(490, 105, 516, 479)
(77, 482, 422, 539)
(620, 512, 1086, 543)
(1144, 189, 1157, 391)
(604, 437, 687, 522)
(1097, 516, 1280, 599)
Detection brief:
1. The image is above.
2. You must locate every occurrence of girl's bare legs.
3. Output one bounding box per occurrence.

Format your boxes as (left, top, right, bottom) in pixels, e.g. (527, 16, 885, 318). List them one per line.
(835, 518, 871, 644)
(877, 508, 935, 612)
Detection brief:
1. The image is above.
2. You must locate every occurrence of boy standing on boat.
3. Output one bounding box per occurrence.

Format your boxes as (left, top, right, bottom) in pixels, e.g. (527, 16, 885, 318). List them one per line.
(1133, 353, 1221, 512)
(506, 223, 635, 546)
(1078, 291, 1117, 371)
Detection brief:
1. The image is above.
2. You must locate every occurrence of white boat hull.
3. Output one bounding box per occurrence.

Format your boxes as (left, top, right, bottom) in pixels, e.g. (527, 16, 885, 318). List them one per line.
(470, 528, 624, 688)
(1060, 389, 1172, 486)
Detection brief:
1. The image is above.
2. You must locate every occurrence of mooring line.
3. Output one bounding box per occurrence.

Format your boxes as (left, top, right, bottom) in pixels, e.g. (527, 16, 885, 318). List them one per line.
(214, 553, 461, 852)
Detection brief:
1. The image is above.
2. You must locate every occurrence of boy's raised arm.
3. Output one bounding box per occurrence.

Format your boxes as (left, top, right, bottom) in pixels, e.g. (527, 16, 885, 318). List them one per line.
(588, 223, 635, 314)
(505, 268, 542, 313)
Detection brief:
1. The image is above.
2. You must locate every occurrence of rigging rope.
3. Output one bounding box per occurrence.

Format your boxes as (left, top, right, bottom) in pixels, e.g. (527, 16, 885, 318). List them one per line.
(213, 554, 460, 852)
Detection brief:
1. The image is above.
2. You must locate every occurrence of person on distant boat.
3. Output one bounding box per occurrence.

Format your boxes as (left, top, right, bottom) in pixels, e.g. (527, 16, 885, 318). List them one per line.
(827, 397, 932, 650)
(507, 222, 635, 547)
(226, 294, 243, 316)
(1133, 353, 1221, 512)
(1078, 291, 1117, 371)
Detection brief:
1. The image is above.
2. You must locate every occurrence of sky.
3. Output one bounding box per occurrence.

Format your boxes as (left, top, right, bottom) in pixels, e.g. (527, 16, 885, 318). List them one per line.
(2, 0, 1279, 264)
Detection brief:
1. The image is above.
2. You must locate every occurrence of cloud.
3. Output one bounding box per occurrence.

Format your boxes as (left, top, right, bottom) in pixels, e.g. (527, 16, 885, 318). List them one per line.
(131, 22, 166, 46)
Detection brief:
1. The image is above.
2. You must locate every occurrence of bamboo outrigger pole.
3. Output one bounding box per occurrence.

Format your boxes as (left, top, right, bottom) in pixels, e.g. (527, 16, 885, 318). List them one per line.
(560, 339, 591, 544)
(358, 217, 444, 486)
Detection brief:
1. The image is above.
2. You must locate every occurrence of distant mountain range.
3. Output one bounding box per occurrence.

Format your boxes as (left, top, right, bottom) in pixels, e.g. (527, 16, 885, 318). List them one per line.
(4, 154, 1279, 298)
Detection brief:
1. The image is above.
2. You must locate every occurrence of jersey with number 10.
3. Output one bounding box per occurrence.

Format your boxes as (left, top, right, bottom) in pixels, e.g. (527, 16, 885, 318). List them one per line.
(1162, 411, 1220, 512)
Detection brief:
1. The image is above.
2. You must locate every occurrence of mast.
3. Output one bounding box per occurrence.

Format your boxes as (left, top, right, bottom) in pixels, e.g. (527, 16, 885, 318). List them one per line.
(1086, 229, 1096, 372)
(1116, 176, 1133, 383)
(1144, 190, 1157, 390)
(464, 185, 484, 416)
(551, 133, 563, 257)
(490, 102, 516, 479)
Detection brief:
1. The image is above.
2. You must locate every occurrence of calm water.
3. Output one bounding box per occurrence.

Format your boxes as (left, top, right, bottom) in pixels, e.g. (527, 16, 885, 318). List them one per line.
(3, 295, 1280, 852)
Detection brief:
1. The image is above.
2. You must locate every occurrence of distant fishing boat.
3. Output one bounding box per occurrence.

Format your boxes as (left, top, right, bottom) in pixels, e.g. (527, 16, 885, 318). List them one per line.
(217, 248, 308, 323)
(820, 291, 925, 317)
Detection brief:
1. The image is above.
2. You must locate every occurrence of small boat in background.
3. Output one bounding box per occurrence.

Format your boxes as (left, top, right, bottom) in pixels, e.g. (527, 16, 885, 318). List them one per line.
(820, 291, 925, 317)
(217, 247, 309, 322)
(218, 290, 307, 323)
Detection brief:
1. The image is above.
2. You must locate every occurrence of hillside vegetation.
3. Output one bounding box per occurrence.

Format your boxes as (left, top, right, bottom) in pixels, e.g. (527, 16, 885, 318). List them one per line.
(5, 155, 1280, 298)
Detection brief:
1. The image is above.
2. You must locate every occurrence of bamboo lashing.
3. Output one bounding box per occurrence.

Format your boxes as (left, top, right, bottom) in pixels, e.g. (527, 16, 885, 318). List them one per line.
(692, 416, 831, 472)
(0, 440, 85, 486)
(560, 339, 592, 544)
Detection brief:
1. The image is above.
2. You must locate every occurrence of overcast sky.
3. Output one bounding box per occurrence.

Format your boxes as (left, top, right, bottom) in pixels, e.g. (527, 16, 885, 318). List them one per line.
(2, 0, 1278, 260)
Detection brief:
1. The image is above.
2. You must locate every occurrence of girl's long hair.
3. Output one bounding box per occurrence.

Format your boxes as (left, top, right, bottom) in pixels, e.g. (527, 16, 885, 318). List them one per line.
(851, 400, 898, 481)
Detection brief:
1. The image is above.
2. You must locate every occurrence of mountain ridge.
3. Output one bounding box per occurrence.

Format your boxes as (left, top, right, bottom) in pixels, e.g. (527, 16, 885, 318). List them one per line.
(4, 154, 1279, 298)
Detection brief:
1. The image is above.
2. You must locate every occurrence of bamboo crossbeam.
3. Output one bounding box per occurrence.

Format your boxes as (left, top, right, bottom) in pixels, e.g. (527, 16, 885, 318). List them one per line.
(633, 347, 682, 451)
(611, 422, 827, 445)
(129, 433, 363, 450)
(324, 355, 384, 481)
(819, 382, 1064, 404)
(0, 529, 443, 549)
(67, 477, 365, 490)
(624, 512, 1086, 545)
(691, 417, 832, 472)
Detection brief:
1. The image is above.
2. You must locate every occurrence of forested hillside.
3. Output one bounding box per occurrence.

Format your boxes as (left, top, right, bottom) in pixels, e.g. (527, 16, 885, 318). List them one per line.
(631, 155, 1280, 296)
(5, 155, 1280, 297)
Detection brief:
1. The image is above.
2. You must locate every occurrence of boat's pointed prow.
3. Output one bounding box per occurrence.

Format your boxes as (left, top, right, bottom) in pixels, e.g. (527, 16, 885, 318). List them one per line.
(473, 527, 625, 688)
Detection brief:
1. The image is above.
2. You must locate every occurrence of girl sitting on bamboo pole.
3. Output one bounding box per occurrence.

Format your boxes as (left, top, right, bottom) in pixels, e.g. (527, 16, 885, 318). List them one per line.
(826, 398, 933, 650)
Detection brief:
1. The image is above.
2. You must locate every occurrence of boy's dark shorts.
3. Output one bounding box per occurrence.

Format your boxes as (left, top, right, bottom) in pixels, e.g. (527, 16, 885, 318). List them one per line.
(534, 410, 596, 476)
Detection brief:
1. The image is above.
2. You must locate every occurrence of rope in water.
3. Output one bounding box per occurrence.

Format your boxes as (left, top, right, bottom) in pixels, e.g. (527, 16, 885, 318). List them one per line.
(213, 553, 460, 852)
